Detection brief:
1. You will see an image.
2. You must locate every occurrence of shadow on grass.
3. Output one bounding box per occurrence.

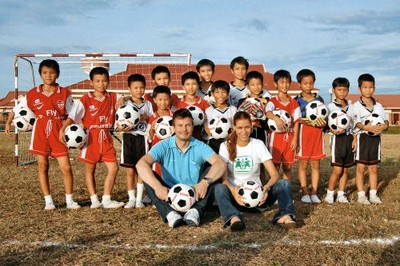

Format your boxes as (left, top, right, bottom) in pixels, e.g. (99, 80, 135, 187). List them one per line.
(377, 239, 400, 265)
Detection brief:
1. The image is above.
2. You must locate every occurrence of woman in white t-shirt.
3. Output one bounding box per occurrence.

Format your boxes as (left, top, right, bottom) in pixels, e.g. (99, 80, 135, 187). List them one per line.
(219, 111, 296, 228)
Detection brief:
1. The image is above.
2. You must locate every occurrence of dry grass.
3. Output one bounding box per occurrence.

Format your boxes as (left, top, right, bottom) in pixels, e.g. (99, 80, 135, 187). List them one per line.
(0, 133, 399, 265)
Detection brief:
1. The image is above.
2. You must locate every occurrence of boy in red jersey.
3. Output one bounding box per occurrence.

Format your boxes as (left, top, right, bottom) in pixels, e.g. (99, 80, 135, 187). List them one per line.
(294, 69, 326, 203)
(6, 59, 80, 210)
(60, 67, 124, 209)
(268, 70, 301, 181)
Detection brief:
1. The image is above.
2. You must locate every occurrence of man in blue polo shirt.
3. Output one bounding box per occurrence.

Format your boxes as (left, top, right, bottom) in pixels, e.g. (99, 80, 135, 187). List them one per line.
(136, 108, 244, 231)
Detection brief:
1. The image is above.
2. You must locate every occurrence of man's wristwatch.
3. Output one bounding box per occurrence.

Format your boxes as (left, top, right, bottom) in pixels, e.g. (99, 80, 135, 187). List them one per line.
(203, 177, 213, 185)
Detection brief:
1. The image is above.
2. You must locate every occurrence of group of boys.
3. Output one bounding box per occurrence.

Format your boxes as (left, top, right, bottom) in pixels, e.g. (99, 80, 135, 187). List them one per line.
(7, 56, 388, 213)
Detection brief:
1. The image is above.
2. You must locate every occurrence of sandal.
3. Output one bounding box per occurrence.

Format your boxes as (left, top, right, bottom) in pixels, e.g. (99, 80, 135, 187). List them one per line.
(276, 215, 297, 229)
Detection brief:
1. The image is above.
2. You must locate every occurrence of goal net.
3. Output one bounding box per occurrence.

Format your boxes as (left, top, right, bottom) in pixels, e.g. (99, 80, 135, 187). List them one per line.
(14, 52, 192, 166)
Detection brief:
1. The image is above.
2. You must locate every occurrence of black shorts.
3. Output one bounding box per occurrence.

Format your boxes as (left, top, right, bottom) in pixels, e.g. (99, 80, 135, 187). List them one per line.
(355, 134, 381, 165)
(208, 138, 225, 154)
(330, 134, 355, 167)
(120, 133, 147, 168)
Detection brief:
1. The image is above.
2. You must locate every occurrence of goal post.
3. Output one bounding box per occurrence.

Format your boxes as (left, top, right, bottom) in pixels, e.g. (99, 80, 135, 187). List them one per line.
(13, 52, 192, 166)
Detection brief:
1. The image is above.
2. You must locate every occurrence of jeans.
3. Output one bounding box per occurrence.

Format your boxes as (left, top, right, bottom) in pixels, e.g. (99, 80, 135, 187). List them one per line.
(232, 179, 296, 223)
(144, 172, 241, 226)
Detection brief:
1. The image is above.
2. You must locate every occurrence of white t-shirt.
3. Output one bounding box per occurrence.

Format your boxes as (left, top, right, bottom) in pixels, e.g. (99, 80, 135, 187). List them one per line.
(350, 98, 387, 135)
(219, 138, 272, 186)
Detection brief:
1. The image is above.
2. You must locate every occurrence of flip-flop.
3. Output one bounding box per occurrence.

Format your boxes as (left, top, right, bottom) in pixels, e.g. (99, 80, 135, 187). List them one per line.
(277, 216, 297, 229)
(230, 220, 246, 231)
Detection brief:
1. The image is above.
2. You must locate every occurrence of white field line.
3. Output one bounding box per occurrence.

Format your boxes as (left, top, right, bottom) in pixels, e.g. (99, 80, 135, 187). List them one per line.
(2, 236, 399, 251)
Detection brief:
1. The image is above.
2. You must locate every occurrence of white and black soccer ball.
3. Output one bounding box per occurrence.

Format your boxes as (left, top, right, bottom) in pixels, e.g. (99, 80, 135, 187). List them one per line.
(65, 124, 87, 148)
(154, 116, 174, 139)
(13, 107, 36, 131)
(363, 113, 384, 136)
(115, 104, 140, 130)
(267, 109, 292, 133)
(208, 117, 232, 139)
(328, 110, 350, 131)
(305, 101, 328, 123)
(238, 180, 264, 208)
(168, 183, 196, 213)
(238, 98, 265, 120)
(186, 105, 205, 126)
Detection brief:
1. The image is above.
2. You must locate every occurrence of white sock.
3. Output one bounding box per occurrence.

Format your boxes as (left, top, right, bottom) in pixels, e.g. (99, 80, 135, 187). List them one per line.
(102, 195, 111, 204)
(128, 189, 136, 201)
(326, 190, 335, 197)
(90, 194, 100, 204)
(65, 194, 73, 204)
(358, 191, 366, 198)
(44, 195, 54, 205)
(337, 191, 345, 197)
(136, 183, 144, 202)
(369, 190, 378, 197)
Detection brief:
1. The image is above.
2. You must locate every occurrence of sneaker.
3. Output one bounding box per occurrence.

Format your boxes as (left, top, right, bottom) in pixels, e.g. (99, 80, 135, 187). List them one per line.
(90, 201, 102, 209)
(102, 200, 125, 209)
(142, 195, 152, 204)
(324, 195, 334, 204)
(310, 195, 321, 203)
(135, 201, 145, 208)
(336, 195, 349, 203)
(183, 208, 200, 226)
(358, 196, 371, 205)
(369, 195, 383, 204)
(167, 211, 184, 228)
(301, 195, 312, 203)
(124, 200, 136, 209)
(44, 202, 56, 210)
(66, 201, 81, 209)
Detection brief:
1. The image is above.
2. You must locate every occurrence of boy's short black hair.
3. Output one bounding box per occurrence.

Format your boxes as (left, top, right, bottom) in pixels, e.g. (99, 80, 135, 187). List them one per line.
(196, 59, 215, 72)
(39, 59, 60, 77)
(172, 108, 193, 125)
(211, 80, 230, 93)
(296, 69, 316, 83)
(128, 73, 146, 87)
(151, 65, 171, 80)
(358, 73, 375, 87)
(89, 67, 109, 81)
(230, 56, 249, 70)
(246, 71, 263, 83)
(274, 69, 292, 83)
(181, 71, 200, 85)
(332, 77, 350, 89)
(152, 85, 171, 98)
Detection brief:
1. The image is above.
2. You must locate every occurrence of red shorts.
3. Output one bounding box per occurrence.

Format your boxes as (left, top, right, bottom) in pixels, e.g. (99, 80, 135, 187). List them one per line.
(29, 119, 68, 158)
(78, 129, 117, 164)
(296, 124, 325, 161)
(268, 132, 296, 165)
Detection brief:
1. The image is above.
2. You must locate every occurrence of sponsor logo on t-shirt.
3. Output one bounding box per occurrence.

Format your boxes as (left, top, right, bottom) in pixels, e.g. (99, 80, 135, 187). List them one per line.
(234, 156, 253, 172)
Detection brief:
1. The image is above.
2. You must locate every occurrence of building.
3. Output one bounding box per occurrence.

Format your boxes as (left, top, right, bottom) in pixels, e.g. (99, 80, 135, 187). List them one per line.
(347, 94, 400, 125)
(0, 91, 26, 122)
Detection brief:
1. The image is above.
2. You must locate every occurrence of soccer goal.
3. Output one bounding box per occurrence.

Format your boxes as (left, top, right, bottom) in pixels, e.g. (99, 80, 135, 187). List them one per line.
(13, 52, 192, 166)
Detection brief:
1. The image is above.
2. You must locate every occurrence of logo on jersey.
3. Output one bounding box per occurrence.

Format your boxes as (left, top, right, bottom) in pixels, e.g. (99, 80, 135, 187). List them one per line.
(56, 100, 64, 110)
(89, 105, 99, 116)
(33, 99, 44, 110)
(234, 156, 253, 173)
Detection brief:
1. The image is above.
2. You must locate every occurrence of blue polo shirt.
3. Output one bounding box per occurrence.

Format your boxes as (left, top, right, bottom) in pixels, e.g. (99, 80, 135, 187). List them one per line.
(149, 135, 215, 187)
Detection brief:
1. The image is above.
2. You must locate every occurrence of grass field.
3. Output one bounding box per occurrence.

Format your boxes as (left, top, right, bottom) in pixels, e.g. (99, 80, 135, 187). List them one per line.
(0, 133, 399, 265)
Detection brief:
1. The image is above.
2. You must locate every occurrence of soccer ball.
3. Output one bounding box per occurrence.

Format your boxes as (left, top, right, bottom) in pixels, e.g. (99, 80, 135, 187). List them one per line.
(267, 109, 292, 133)
(13, 107, 36, 131)
(208, 117, 232, 139)
(115, 104, 140, 130)
(328, 110, 350, 131)
(186, 105, 205, 126)
(238, 98, 265, 120)
(238, 180, 264, 208)
(363, 113, 384, 136)
(168, 183, 196, 213)
(154, 116, 174, 139)
(305, 101, 328, 123)
(65, 124, 87, 148)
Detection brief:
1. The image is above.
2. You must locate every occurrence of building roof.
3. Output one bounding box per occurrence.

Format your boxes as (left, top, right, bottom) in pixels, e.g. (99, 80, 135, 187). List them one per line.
(0, 91, 27, 109)
(347, 94, 400, 108)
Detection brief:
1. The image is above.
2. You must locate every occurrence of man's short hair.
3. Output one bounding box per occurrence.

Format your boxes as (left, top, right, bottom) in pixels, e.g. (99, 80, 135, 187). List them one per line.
(172, 108, 193, 125)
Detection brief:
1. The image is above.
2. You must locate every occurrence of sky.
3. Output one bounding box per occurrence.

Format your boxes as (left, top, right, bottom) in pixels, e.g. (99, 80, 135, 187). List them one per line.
(1, 0, 399, 100)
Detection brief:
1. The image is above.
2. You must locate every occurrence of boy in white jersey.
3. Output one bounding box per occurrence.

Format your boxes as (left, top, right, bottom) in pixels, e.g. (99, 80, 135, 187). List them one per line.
(324, 77, 356, 204)
(229, 56, 249, 107)
(351, 73, 388, 204)
(204, 80, 237, 153)
(117, 74, 154, 208)
(196, 59, 215, 104)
